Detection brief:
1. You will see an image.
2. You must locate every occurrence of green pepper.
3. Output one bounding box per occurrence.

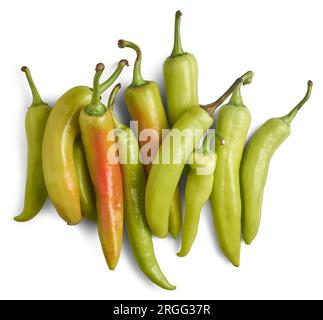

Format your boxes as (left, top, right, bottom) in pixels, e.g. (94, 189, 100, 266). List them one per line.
(108, 84, 175, 290)
(15, 67, 50, 222)
(145, 74, 244, 238)
(178, 133, 224, 257)
(118, 40, 182, 239)
(210, 71, 253, 267)
(240, 81, 313, 244)
(73, 138, 96, 221)
(163, 10, 199, 126)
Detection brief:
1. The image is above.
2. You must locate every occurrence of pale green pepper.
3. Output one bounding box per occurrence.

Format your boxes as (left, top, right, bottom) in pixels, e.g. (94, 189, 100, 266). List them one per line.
(163, 10, 199, 126)
(240, 81, 313, 244)
(178, 133, 224, 257)
(210, 71, 253, 267)
(108, 84, 175, 290)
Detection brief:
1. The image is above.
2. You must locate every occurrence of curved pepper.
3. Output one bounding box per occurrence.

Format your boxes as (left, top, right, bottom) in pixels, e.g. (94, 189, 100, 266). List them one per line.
(79, 64, 123, 270)
(163, 10, 199, 126)
(178, 133, 224, 257)
(108, 84, 175, 290)
(74, 138, 97, 221)
(210, 71, 253, 267)
(145, 74, 244, 238)
(15, 67, 50, 222)
(42, 60, 127, 225)
(240, 81, 313, 244)
(118, 40, 182, 239)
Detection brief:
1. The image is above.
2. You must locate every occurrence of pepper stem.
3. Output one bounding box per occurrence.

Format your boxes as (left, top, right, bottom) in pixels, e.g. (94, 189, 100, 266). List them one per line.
(118, 40, 146, 87)
(107, 83, 126, 130)
(21, 66, 45, 107)
(92, 63, 105, 104)
(203, 131, 225, 153)
(98, 59, 129, 95)
(84, 63, 106, 116)
(201, 72, 253, 116)
(108, 83, 121, 108)
(281, 80, 313, 125)
(170, 10, 185, 57)
(229, 71, 254, 106)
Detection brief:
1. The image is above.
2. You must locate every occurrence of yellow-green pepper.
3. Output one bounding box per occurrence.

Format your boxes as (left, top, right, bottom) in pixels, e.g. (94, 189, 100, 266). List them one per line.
(15, 67, 50, 222)
(163, 10, 199, 126)
(42, 60, 127, 225)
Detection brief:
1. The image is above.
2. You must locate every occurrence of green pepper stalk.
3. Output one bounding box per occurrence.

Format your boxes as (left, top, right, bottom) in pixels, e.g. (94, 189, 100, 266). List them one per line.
(15, 67, 50, 222)
(118, 39, 182, 239)
(145, 72, 247, 238)
(240, 81, 313, 244)
(163, 10, 199, 126)
(108, 84, 176, 290)
(178, 132, 225, 257)
(210, 71, 254, 267)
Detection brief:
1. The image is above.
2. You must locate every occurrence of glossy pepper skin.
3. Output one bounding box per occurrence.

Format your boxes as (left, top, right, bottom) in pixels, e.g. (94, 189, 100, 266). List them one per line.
(42, 60, 127, 225)
(145, 75, 244, 238)
(241, 81, 313, 244)
(178, 133, 224, 257)
(163, 10, 199, 126)
(79, 64, 123, 270)
(118, 40, 182, 239)
(15, 67, 50, 222)
(210, 71, 253, 267)
(74, 138, 96, 221)
(108, 84, 175, 290)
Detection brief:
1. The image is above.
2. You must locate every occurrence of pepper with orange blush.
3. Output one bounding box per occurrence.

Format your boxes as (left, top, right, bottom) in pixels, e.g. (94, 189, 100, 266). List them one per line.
(79, 63, 123, 270)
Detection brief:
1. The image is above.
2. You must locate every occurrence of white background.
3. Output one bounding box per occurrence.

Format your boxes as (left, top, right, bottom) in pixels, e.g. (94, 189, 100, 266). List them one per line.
(1, 0, 322, 300)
